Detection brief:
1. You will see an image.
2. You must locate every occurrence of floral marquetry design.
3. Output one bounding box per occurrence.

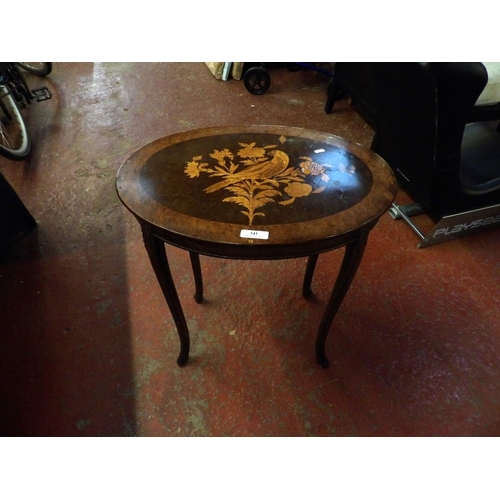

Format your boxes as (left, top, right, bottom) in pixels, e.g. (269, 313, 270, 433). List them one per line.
(184, 141, 341, 224)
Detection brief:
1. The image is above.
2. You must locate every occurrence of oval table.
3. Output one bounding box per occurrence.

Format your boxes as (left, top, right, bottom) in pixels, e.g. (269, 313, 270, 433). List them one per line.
(116, 125, 397, 368)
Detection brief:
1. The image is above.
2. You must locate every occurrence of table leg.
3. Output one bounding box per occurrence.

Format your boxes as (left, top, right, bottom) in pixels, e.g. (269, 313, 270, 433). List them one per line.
(189, 251, 204, 304)
(302, 254, 319, 298)
(316, 231, 368, 368)
(141, 224, 190, 367)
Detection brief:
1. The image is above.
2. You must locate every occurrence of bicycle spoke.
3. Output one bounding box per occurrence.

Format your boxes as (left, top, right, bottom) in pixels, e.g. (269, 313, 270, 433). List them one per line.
(0, 85, 30, 159)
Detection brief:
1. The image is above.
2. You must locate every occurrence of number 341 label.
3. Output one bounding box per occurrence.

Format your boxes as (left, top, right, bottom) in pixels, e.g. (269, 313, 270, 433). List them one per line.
(240, 229, 269, 240)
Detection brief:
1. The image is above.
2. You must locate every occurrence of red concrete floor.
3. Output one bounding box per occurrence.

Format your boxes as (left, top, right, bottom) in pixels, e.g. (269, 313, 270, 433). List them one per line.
(1, 63, 499, 436)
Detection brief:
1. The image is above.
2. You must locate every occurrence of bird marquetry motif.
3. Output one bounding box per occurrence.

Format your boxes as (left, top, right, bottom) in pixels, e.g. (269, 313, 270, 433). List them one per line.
(184, 141, 342, 224)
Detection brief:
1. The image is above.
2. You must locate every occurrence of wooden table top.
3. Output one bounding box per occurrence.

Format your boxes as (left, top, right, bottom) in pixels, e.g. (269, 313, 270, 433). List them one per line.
(116, 125, 397, 255)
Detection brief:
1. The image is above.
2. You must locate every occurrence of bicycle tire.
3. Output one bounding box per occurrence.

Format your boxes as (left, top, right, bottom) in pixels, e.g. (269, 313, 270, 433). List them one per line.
(17, 63, 52, 76)
(0, 85, 31, 160)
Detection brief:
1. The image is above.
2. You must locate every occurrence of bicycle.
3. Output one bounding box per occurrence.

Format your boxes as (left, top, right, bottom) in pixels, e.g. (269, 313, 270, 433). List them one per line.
(0, 62, 52, 161)
(17, 62, 52, 76)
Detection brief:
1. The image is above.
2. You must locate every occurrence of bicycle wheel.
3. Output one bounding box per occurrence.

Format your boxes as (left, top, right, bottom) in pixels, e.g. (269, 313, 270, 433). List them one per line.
(17, 63, 52, 76)
(0, 85, 31, 160)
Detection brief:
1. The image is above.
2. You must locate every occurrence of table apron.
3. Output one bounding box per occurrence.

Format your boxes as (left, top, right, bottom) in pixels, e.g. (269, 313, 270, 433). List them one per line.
(138, 218, 378, 260)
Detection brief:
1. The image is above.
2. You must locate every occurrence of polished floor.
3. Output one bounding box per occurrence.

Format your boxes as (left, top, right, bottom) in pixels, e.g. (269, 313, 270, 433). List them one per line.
(1, 63, 499, 436)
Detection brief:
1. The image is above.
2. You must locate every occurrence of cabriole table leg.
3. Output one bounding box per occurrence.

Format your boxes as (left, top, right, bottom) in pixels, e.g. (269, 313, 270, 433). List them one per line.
(315, 231, 369, 368)
(141, 224, 190, 366)
(189, 251, 204, 304)
(302, 254, 319, 299)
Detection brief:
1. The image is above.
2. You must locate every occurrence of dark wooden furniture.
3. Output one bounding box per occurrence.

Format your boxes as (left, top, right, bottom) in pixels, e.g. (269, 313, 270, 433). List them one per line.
(116, 125, 397, 367)
(0, 172, 37, 256)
